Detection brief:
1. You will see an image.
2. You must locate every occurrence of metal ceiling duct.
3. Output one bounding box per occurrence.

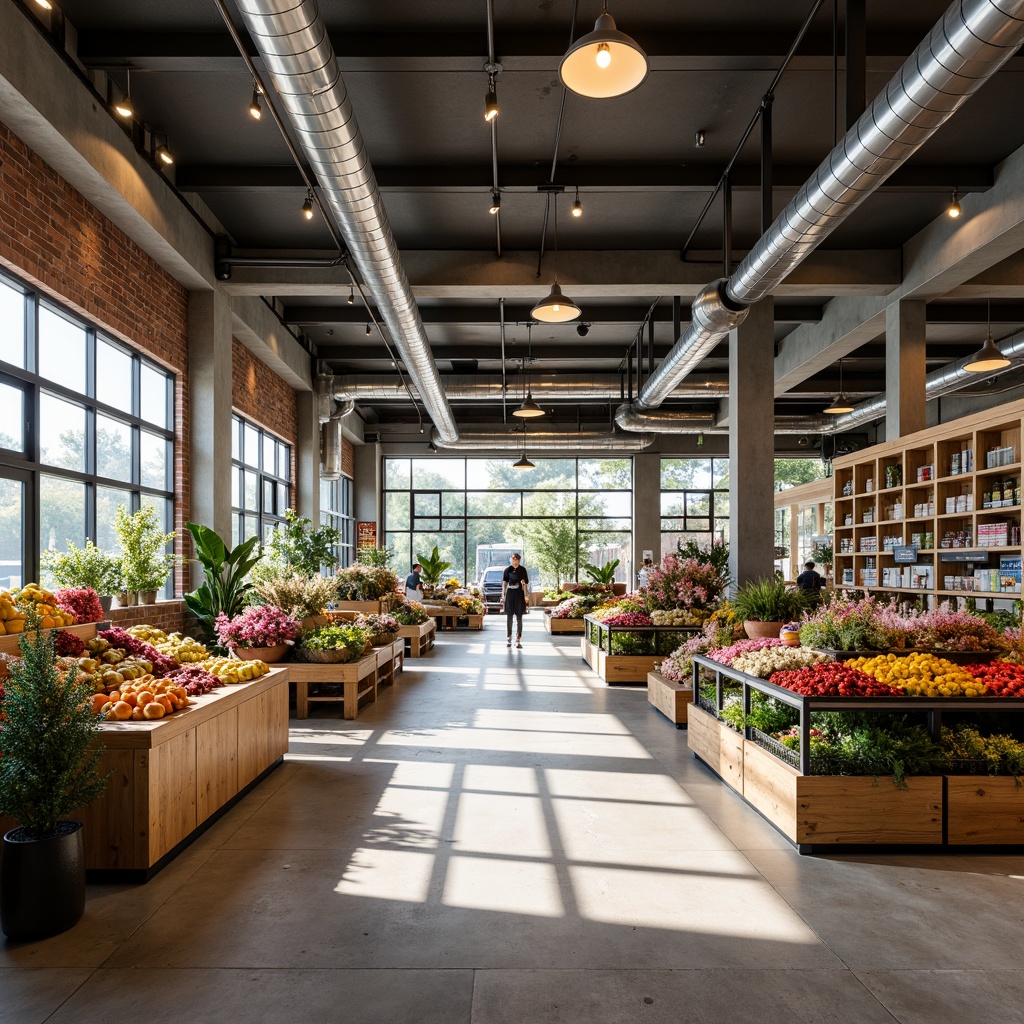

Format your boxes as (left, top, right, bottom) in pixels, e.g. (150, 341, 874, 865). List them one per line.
(615, 408, 834, 434)
(333, 375, 730, 402)
(431, 430, 655, 451)
(233, 0, 458, 443)
(624, 0, 1024, 419)
(830, 327, 1024, 431)
(320, 419, 342, 478)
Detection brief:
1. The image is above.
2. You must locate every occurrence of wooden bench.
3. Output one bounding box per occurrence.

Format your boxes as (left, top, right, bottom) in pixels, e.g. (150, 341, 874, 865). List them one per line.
(288, 652, 380, 720)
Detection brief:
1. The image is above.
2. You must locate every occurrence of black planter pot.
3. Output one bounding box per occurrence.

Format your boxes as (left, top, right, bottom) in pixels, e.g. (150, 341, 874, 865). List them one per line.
(1, 820, 85, 941)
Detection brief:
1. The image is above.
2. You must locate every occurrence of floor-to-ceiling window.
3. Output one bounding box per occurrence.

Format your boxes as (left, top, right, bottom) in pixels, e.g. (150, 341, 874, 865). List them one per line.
(383, 456, 633, 590)
(659, 457, 730, 555)
(320, 475, 355, 569)
(0, 271, 176, 591)
(230, 414, 292, 547)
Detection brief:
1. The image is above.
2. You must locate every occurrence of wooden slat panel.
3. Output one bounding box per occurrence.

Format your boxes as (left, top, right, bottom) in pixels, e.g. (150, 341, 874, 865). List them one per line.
(599, 653, 661, 683)
(0, 622, 98, 658)
(196, 708, 238, 824)
(795, 775, 942, 845)
(741, 740, 798, 842)
(237, 689, 269, 789)
(147, 730, 197, 861)
(947, 776, 1024, 844)
(646, 671, 691, 724)
(544, 617, 585, 634)
(687, 704, 727, 771)
(75, 748, 135, 870)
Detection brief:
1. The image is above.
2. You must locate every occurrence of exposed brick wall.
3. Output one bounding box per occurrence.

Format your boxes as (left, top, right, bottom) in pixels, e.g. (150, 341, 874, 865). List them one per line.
(0, 122, 191, 594)
(342, 437, 354, 480)
(232, 337, 299, 490)
(108, 600, 187, 635)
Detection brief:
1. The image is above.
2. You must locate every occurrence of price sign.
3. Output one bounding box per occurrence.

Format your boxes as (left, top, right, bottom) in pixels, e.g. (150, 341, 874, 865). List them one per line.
(892, 546, 919, 563)
(938, 550, 988, 563)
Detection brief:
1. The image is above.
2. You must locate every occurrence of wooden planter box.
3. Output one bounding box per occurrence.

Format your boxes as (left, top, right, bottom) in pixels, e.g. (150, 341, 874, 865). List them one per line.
(69, 668, 289, 878)
(688, 704, 944, 849)
(581, 637, 661, 684)
(398, 619, 436, 656)
(288, 651, 381, 720)
(544, 614, 585, 635)
(647, 670, 692, 727)
(374, 637, 405, 691)
(946, 776, 1024, 844)
(332, 598, 397, 615)
(423, 605, 485, 630)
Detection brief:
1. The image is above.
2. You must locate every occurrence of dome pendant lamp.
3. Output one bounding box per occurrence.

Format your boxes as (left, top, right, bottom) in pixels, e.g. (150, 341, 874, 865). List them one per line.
(965, 299, 1010, 373)
(512, 337, 547, 419)
(823, 358, 855, 415)
(513, 453, 536, 469)
(559, 2, 650, 99)
(532, 193, 582, 324)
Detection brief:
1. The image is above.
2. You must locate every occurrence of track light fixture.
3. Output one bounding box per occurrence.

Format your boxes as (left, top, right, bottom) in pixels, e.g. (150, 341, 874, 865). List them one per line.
(823, 358, 855, 415)
(489, 190, 501, 215)
(302, 191, 314, 220)
(114, 68, 134, 119)
(948, 188, 962, 219)
(155, 144, 173, 166)
(347, 286, 354, 305)
(249, 84, 262, 120)
(35, 0, 53, 9)
(427, 441, 437, 453)
(965, 299, 1010, 373)
(559, 2, 650, 99)
(484, 73, 499, 122)
(576, 323, 590, 337)
(571, 187, 583, 218)
(365, 323, 372, 336)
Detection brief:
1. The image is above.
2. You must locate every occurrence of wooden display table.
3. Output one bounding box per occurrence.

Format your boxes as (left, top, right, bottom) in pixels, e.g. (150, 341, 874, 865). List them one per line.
(287, 639, 403, 720)
(544, 613, 585, 635)
(332, 598, 397, 615)
(647, 670, 692, 727)
(398, 618, 436, 656)
(422, 604, 485, 629)
(77, 668, 290, 878)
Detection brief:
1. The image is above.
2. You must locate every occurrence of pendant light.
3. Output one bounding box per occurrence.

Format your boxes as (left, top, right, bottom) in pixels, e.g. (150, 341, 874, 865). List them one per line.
(559, 2, 649, 99)
(823, 358, 855, 415)
(513, 333, 546, 418)
(114, 68, 134, 119)
(948, 187, 962, 219)
(532, 193, 582, 323)
(513, 453, 536, 470)
(965, 299, 1010, 373)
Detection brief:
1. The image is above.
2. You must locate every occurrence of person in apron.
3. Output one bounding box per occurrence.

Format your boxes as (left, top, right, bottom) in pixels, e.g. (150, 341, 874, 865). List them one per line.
(500, 552, 529, 648)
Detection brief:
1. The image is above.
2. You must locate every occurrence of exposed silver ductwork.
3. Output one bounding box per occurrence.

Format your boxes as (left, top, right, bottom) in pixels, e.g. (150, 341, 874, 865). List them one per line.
(626, 0, 1024, 418)
(615, 407, 834, 434)
(830, 327, 1024, 431)
(334, 375, 730, 403)
(320, 419, 342, 479)
(431, 430, 655, 451)
(234, 0, 458, 443)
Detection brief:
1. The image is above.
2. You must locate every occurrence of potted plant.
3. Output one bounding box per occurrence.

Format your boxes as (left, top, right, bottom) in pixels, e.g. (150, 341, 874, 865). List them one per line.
(184, 523, 262, 645)
(252, 508, 341, 581)
(0, 624, 108, 941)
(732, 576, 807, 639)
(583, 558, 623, 593)
(41, 541, 121, 614)
(295, 623, 370, 663)
(251, 570, 338, 629)
(415, 546, 451, 598)
(113, 506, 178, 604)
(215, 604, 301, 663)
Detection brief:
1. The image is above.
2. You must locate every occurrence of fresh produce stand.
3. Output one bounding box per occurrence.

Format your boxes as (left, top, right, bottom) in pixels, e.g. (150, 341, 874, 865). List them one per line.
(582, 615, 701, 684)
(690, 654, 1024, 851)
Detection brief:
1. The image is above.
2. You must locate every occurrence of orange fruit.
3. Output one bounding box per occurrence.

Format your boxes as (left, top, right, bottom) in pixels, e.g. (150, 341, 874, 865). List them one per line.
(110, 701, 132, 721)
(142, 702, 165, 720)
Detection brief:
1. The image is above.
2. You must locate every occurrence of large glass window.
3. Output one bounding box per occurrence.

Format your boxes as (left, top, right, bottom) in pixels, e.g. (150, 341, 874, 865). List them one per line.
(320, 476, 355, 569)
(230, 414, 292, 547)
(0, 271, 176, 588)
(660, 458, 730, 555)
(384, 457, 633, 591)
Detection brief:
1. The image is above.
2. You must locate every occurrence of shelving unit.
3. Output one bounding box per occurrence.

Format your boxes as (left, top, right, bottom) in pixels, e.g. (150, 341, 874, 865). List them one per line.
(833, 401, 1024, 606)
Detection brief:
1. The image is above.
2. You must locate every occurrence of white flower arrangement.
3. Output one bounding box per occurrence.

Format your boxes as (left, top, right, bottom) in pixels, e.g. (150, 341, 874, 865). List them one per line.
(731, 646, 828, 679)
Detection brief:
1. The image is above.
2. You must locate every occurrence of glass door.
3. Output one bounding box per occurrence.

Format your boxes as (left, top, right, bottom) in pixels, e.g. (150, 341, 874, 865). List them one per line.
(0, 467, 31, 590)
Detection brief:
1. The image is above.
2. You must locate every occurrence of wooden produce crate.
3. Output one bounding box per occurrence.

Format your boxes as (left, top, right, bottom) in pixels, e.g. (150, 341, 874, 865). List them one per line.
(375, 637, 405, 691)
(73, 668, 289, 877)
(581, 638, 662, 685)
(422, 604, 485, 630)
(946, 776, 1024, 844)
(544, 614, 585, 635)
(647, 670, 692, 727)
(332, 598, 398, 615)
(287, 651, 381, 720)
(398, 618, 436, 656)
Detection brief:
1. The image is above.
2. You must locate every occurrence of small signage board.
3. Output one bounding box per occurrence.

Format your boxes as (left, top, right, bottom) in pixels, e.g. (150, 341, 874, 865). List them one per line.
(938, 550, 988, 563)
(357, 521, 377, 548)
(892, 545, 919, 563)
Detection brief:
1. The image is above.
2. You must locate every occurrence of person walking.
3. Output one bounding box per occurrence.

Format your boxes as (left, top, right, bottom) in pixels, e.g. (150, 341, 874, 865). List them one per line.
(637, 557, 654, 589)
(795, 560, 825, 603)
(500, 552, 529, 648)
(405, 562, 424, 601)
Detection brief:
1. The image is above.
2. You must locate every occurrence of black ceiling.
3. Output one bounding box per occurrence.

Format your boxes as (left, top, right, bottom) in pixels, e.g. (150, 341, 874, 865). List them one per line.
(48, 0, 1024, 428)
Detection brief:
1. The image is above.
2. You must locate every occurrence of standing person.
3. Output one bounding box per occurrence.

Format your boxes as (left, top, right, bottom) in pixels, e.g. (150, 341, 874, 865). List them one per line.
(795, 560, 824, 603)
(637, 557, 654, 589)
(500, 552, 529, 648)
(405, 563, 424, 601)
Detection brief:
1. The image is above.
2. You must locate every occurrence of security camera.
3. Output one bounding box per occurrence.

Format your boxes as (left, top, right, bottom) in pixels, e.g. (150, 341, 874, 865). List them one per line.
(576, 323, 590, 337)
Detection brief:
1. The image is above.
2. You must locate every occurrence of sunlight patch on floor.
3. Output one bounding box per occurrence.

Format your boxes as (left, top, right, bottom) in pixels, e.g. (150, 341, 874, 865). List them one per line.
(453, 793, 552, 856)
(335, 847, 435, 902)
(443, 854, 564, 917)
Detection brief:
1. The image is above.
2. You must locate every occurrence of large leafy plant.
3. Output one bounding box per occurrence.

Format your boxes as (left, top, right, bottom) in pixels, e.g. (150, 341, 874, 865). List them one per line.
(0, 623, 108, 839)
(41, 540, 121, 595)
(184, 523, 262, 642)
(255, 508, 340, 580)
(415, 545, 452, 587)
(731, 576, 806, 623)
(583, 558, 620, 585)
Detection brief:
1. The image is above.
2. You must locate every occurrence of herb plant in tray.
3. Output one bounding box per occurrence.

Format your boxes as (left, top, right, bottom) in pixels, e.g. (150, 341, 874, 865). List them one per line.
(296, 624, 371, 663)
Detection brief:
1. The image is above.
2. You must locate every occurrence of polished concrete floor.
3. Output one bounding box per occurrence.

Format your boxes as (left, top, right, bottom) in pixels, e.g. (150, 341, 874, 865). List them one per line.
(4, 616, 1024, 1022)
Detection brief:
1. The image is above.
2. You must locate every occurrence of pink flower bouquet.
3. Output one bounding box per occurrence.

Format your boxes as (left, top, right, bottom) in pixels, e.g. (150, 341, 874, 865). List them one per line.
(216, 605, 301, 649)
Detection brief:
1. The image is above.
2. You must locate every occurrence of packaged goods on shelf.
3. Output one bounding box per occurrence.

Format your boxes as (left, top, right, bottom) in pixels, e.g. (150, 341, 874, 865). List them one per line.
(891, 502, 904, 520)
(882, 567, 902, 587)
(842, 568, 855, 585)
(842, 480, 853, 496)
(865, 477, 874, 492)
(940, 529, 973, 548)
(839, 538, 855, 554)
(978, 522, 1020, 547)
(985, 445, 1016, 468)
(945, 493, 973, 514)
(999, 555, 1022, 592)
(884, 464, 903, 487)
(910, 566, 933, 589)
(913, 501, 936, 517)
(844, 513, 854, 526)
(862, 509, 875, 523)
(859, 536, 878, 552)
(911, 531, 936, 548)
(882, 535, 903, 551)
(917, 464, 934, 482)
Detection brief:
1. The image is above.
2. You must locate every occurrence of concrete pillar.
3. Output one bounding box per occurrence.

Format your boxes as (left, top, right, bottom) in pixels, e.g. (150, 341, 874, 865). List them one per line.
(885, 299, 927, 440)
(632, 452, 662, 572)
(728, 297, 776, 586)
(789, 503, 800, 581)
(295, 392, 320, 523)
(353, 442, 379, 530)
(188, 289, 233, 585)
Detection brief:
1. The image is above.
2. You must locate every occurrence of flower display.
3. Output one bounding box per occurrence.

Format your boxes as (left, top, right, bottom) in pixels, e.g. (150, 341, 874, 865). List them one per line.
(353, 612, 401, 644)
(644, 552, 729, 611)
(650, 608, 709, 626)
(444, 578, 461, 590)
(769, 662, 901, 697)
(847, 652, 988, 696)
(731, 646, 826, 679)
(215, 605, 300, 649)
(251, 572, 338, 619)
(903, 603, 1004, 652)
(552, 596, 588, 619)
(53, 630, 86, 658)
(798, 593, 895, 652)
(335, 563, 400, 601)
(298, 624, 369, 659)
(599, 611, 653, 628)
(448, 595, 484, 614)
(965, 660, 1024, 695)
(705, 637, 784, 666)
(392, 601, 428, 626)
(55, 587, 104, 624)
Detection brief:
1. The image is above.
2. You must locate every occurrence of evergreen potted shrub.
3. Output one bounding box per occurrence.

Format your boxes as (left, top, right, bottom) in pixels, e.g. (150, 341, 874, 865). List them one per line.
(113, 506, 178, 605)
(0, 624, 108, 940)
(41, 541, 121, 614)
(732, 576, 807, 640)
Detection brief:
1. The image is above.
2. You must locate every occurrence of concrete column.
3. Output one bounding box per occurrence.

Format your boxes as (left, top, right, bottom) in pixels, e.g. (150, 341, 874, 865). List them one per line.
(789, 503, 799, 581)
(353, 442, 379, 529)
(188, 289, 233, 585)
(632, 452, 662, 572)
(295, 392, 320, 523)
(728, 297, 776, 587)
(885, 299, 927, 440)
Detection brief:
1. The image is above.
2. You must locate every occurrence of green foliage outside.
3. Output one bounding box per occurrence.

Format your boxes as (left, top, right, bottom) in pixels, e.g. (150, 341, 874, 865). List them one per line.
(0, 624, 108, 839)
(255, 508, 340, 580)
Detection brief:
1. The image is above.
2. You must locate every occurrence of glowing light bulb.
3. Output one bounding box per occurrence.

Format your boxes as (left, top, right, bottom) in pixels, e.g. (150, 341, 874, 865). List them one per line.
(596, 43, 611, 68)
(552, 304, 561, 312)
